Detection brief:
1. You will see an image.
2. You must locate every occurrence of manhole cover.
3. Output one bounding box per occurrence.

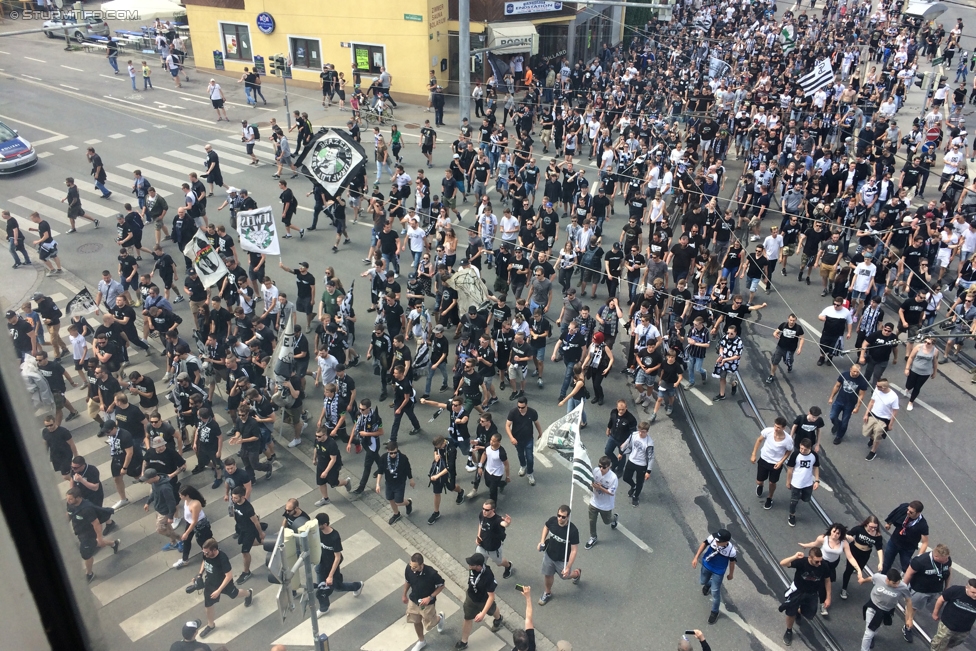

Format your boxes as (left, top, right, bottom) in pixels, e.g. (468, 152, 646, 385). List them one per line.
(404, 122, 421, 130)
(77, 243, 103, 254)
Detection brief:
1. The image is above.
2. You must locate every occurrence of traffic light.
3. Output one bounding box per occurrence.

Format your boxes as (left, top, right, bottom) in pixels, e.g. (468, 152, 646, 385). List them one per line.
(914, 71, 932, 91)
(279, 520, 321, 591)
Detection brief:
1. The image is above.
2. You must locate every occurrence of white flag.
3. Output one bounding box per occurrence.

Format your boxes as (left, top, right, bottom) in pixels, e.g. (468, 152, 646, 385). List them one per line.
(571, 413, 595, 493)
(182, 229, 228, 289)
(798, 59, 834, 97)
(237, 206, 281, 256)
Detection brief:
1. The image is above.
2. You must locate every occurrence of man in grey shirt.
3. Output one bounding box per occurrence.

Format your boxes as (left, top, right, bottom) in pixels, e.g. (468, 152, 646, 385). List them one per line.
(528, 268, 552, 316)
(95, 271, 125, 313)
(856, 569, 913, 651)
(557, 288, 582, 336)
(644, 252, 668, 286)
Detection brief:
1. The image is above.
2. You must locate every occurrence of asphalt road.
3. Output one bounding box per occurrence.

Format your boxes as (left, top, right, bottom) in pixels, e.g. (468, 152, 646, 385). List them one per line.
(2, 12, 976, 651)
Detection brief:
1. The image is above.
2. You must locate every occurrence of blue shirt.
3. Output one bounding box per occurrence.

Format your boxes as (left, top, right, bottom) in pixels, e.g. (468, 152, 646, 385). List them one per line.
(701, 535, 737, 576)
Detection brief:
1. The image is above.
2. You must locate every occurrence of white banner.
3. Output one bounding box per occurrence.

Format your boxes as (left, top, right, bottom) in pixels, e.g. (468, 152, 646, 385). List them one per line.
(504, 0, 562, 15)
(237, 206, 281, 256)
(182, 229, 228, 289)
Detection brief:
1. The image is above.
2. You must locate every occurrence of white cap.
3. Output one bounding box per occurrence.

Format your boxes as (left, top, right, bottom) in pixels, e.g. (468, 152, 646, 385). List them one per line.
(227, 187, 239, 194)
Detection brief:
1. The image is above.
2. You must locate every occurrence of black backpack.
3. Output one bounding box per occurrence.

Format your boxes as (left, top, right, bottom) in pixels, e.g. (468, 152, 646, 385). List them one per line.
(251, 125, 261, 141)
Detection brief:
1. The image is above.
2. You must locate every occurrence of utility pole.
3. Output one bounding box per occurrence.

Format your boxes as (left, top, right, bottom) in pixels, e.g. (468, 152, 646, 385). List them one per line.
(459, 0, 471, 128)
(298, 532, 330, 651)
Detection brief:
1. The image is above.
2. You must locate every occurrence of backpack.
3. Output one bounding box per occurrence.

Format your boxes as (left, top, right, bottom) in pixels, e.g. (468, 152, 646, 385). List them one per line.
(251, 125, 261, 141)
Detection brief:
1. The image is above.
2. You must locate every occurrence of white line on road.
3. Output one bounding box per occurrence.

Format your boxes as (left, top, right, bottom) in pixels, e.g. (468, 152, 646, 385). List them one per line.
(108, 133, 126, 139)
(688, 387, 714, 406)
(22, 74, 42, 81)
(55, 278, 81, 294)
(534, 450, 553, 468)
(721, 605, 788, 651)
(32, 134, 68, 146)
(24, 57, 46, 63)
(60, 65, 84, 72)
(818, 480, 834, 493)
(889, 383, 954, 423)
(617, 522, 653, 553)
(798, 318, 822, 338)
(84, 139, 101, 145)
(99, 74, 123, 81)
(0, 114, 67, 138)
(0, 51, 9, 55)
(59, 84, 79, 91)
(104, 96, 216, 125)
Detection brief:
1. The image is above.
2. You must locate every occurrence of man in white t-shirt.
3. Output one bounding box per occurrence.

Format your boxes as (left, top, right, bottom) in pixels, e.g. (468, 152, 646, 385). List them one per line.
(863, 378, 899, 461)
(850, 255, 877, 314)
(207, 80, 229, 122)
(403, 217, 427, 269)
(750, 416, 794, 511)
(586, 456, 618, 549)
(786, 438, 820, 527)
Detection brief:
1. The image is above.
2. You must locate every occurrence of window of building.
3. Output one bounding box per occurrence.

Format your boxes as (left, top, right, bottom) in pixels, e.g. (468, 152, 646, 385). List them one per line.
(290, 37, 321, 69)
(220, 22, 252, 61)
(351, 43, 385, 74)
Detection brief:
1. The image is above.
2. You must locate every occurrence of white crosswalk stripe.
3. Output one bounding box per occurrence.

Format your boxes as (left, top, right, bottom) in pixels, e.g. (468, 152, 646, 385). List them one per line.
(38, 187, 118, 219)
(2, 208, 61, 237)
(8, 195, 80, 231)
(117, 163, 189, 193)
(224, 134, 277, 153)
(90, 478, 318, 605)
(361, 594, 462, 651)
(163, 149, 243, 175)
(71, 183, 128, 210)
(189, 144, 258, 168)
(105, 175, 174, 197)
(140, 156, 200, 177)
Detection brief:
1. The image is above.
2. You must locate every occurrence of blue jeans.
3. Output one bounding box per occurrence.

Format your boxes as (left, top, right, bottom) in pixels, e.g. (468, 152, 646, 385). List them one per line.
(254, 86, 267, 103)
(410, 250, 422, 268)
(382, 252, 400, 275)
(700, 565, 724, 614)
(686, 356, 705, 386)
(559, 361, 574, 399)
(424, 364, 449, 395)
(143, 76, 153, 89)
(108, 56, 119, 73)
(376, 161, 394, 182)
(566, 396, 586, 426)
(244, 87, 256, 105)
(8, 237, 30, 265)
(604, 437, 625, 474)
(95, 180, 110, 197)
(515, 439, 534, 474)
(829, 400, 856, 439)
(131, 76, 137, 90)
(722, 267, 738, 293)
(882, 538, 914, 573)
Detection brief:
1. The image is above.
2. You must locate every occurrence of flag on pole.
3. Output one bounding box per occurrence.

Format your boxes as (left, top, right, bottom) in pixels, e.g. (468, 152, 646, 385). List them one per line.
(65, 287, 97, 316)
(798, 59, 834, 97)
(182, 229, 228, 289)
(780, 23, 795, 54)
(572, 421, 595, 493)
(536, 402, 585, 452)
(237, 206, 281, 256)
(267, 311, 296, 384)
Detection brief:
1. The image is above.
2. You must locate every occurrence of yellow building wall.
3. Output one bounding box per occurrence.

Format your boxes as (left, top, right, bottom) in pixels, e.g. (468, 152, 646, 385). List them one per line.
(185, 0, 447, 104)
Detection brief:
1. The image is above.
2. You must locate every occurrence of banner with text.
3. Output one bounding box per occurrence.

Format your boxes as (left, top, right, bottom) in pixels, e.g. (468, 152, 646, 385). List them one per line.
(237, 206, 281, 256)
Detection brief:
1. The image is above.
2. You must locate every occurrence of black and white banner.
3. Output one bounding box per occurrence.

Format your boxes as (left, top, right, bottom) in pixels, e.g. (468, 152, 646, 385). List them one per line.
(798, 59, 834, 97)
(294, 128, 367, 198)
(182, 229, 228, 289)
(65, 287, 97, 316)
(237, 206, 281, 256)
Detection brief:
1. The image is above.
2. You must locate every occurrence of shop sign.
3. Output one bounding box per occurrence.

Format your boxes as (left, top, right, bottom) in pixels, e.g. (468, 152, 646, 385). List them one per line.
(404, 13, 423, 21)
(504, 0, 563, 15)
(256, 12, 275, 35)
(253, 54, 266, 75)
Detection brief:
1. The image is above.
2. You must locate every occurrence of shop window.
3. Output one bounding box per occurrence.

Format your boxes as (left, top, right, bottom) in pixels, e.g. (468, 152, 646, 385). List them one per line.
(352, 43, 385, 75)
(220, 23, 251, 61)
(290, 37, 321, 69)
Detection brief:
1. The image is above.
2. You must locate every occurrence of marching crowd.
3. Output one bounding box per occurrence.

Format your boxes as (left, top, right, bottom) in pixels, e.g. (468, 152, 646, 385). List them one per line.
(7, 0, 976, 648)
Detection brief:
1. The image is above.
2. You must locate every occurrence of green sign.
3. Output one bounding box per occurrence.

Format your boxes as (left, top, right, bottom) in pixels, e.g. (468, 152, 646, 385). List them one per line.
(355, 48, 370, 70)
(404, 13, 423, 21)
(213, 50, 224, 71)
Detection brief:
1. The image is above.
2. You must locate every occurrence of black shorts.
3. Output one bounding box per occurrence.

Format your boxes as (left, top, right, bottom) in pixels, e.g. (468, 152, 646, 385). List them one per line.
(782, 590, 819, 618)
(204, 580, 240, 607)
(463, 593, 497, 621)
(79, 536, 98, 560)
(40, 246, 58, 261)
(335, 217, 346, 233)
(160, 273, 174, 290)
(316, 465, 341, 487)
(111, 457, 141, 479)
(211, 99, 225, 110)
(756, 458, 783, 483)
(238, 530, 257, 553)
(296, 295, 314, 315)
(52, 457, 71, 475)
(207, 173, 224, 188)
(385, 482, 406, 503)
(282, 212, 294, 226)
(431, 475, 456, 493)
(422, 144, 433, 155)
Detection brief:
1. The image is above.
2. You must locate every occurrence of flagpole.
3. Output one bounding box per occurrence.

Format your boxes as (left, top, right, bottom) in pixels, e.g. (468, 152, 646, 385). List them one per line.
(563, 401, 582, 569)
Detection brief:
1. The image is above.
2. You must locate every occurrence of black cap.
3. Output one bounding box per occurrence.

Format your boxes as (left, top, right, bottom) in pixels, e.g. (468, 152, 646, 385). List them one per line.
(465, 552, 486, 566)
(5, 310, 17, 319)
(713, 529, 732, 543)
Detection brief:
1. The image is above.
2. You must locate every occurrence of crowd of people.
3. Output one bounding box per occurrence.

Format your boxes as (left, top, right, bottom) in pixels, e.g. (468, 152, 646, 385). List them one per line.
(8, 0, 976, 648)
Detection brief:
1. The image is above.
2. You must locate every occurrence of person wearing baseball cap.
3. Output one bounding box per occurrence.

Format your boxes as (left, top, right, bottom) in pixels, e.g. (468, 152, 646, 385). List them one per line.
(457, 552, 503, 649)
(691, 528, 736, 625)
(172, 619, 211, 650)
(140, 467, 182, 552)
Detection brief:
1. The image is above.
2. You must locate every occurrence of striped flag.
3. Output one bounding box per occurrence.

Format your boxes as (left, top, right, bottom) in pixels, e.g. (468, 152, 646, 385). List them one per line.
(780, 24, 795, 54)
(572, 417, 595, 492)
(798, 59, 834, 97)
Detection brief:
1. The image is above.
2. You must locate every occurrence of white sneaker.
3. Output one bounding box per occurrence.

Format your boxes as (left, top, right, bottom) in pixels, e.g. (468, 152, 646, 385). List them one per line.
(112, 499, 130, 510)
(528, 473, 536, 486)
(410, 641, 428, 651)
(466, 488, 478, 498)
(172, 558, 189, 569)
(288, 438, 302, 448)
(314, 497, 330, 506)
(171, 516, 182, 529)
(436, 611, 445, 633)
(518, 466, 526, 477)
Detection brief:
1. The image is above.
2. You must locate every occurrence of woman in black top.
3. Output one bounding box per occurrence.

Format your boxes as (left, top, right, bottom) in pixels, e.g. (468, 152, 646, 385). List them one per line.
(841, 515, 884, 598)
(721, 240, 744, 294)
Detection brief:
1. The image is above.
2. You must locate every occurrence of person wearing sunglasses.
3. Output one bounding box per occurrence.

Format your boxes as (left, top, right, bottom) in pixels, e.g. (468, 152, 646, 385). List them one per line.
(536, 505, 581, 606)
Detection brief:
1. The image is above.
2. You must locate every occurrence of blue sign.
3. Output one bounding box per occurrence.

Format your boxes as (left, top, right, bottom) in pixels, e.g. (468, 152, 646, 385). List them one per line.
(256, 12, 275, 35)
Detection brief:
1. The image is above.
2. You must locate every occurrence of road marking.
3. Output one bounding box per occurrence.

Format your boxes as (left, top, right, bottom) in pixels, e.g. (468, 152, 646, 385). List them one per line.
(131, 128, 147, 134)
(273, 561, 404, 646)
(798, 318, 822, 338)
(721, 605, 787, 651)
(361, 592, 461, 651)
(84, 139, 102, 145)
(60, 145, 78, 152)
(32, 134, 69, 146)
(150, 85, 214, 105)
(258, 107, 277, 112)
(91, 479, 316, 606)
(56, 278, 81, 293)
(108, 133, 126, 139)
(99, 74, 123, 81)
(688, 387, 714, 405)
(103, 96, 221, 126)
(888, 383, 953, 423)
(154, 124, 167, 128)
(818, 479, 834, 493)
(118, 162, 190, 191)
(61, 65, 84, 72)
(24, 57, 46, 63)
(0, 114, 68, 141)
(0, 51, 9, 55)
(38, 187, 118, 218)
(37, 152, 53, 159)
(153, 100, 185, 110)
(60, 84, 79, 91)
(9, 196, 77, 230)
(141, 155, 199, 176)
(205, 529, 381, 644)
(616, 522, 653, 553)
(164, 149, 243, 174)
(22, 74, 42, 81)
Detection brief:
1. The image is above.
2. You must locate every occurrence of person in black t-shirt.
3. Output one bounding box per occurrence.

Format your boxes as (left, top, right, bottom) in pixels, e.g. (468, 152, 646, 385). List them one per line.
(779, 548, 829, 646)
(43, 414, 77, 482)
(536, 504, 581, 605)
(66, 487, 118, 583)
(403, 552, 446, 646)
(931, 579, 976, 645)
(195, 538, 252, 637)
(169, 619, 212, 651)
(313, 512, 363, 615)
(458, 552, 503, 647)
(229, 486, 264, 583)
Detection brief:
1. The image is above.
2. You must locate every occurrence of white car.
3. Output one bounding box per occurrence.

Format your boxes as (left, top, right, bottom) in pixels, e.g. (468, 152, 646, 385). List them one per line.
(0, 121, 38, 175)
(42, 14, 110, 43)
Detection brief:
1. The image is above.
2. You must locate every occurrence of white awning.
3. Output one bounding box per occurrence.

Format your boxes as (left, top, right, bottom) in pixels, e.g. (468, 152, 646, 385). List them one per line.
(99, 0, 185, 21)
(487, 21, 538, 55)
(903, 1, 947, 22)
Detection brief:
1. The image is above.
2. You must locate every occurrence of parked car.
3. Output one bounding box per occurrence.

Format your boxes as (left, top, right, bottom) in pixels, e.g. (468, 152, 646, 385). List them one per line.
(0, 121, 38, 175)
(42, 14, 110, 43)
